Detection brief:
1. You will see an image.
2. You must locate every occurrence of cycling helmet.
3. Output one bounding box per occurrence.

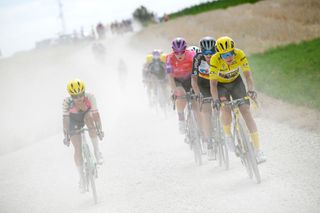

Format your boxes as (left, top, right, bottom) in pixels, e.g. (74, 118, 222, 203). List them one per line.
(172, 37, 187, 52)
(152, 49, 162, 59)
(67, 79, 85, 95)
(187, 46, 200, 53)
(200, 36, 216, 53)
(146, 54, 153, 63)
(216, 36, 235, 54)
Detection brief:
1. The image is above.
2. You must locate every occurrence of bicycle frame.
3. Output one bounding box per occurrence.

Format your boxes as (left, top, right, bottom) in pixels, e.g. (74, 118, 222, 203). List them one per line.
(222, 97, 261, 183)
(199, 96, 229, 169)
(75, 128, 99, 204)
(172, 91, 202, 165)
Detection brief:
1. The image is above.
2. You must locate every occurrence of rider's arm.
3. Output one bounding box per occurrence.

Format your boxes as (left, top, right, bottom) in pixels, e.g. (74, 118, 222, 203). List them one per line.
(210, 79, 219, 100)
(191, 76, 200, 96)
(166, 55, 177, 92)
(239, 50, 254, 91)
(243, 71, 254, 92)
(87, 94, 103, 131)
(62, 98, 71, 136)
(168, 74, 177, 92)
(209, 55, 220, 100)
(191, 53, 201, 96)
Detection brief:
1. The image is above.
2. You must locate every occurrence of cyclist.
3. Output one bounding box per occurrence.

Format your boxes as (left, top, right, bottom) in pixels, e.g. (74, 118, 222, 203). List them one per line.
(143, 49, 167, 81)
(62, 79, 104, 191)
(209, 36, 266, 163)
(166, 37, 197, 133)
(191, 36, 217, 160)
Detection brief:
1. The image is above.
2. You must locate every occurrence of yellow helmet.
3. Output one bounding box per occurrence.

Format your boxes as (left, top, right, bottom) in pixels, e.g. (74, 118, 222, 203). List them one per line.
(216, 36, 235, 54)
(160, 53, 167, 63)
(146, 54, 153, 63)
(67, 79, 85, 95)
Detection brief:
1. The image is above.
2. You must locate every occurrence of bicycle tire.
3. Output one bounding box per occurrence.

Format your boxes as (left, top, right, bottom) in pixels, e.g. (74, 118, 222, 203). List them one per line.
(234, 124, 253, 179)
(217, 118, 229, 170)
(189, 110, 202, 166)
(89, 171, 98, 204)
(239, 119, 261, 184)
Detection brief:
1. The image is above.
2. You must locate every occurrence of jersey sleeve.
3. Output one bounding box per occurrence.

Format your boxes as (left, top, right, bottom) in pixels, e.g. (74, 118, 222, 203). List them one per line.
(209, 54, 220, 81)
(192, 53, 202, 76)
(237, 49, 251, 73)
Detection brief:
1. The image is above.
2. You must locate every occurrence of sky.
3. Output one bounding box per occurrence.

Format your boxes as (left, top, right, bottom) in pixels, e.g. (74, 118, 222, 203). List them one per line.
(0, 0, 205, 57)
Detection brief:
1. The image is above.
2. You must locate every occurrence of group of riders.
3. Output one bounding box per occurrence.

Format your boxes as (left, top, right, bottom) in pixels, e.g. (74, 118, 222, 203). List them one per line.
(142, 36, 266, 163)
(63, 35, 266, 192)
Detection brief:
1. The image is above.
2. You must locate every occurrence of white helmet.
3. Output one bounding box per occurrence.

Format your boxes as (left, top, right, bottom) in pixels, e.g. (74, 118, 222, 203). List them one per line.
(187, 45, 200, 53)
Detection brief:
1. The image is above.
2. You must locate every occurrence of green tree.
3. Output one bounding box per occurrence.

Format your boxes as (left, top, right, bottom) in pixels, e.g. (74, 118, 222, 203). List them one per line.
(133, 5, 155, 26)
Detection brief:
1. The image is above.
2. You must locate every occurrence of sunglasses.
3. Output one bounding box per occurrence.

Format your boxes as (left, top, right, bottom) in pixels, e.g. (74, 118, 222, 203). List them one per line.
(71, 92, 85, 99)
(220, 51, 234, 59)
(174, 50, 185, 55)
(203, 50, 214, 56)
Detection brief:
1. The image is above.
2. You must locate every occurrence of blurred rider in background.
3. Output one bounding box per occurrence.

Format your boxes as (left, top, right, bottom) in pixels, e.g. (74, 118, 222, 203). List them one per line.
(62, 79, 104, 191)
(143, 49, 167, 81)
(166, 37, 197, 134)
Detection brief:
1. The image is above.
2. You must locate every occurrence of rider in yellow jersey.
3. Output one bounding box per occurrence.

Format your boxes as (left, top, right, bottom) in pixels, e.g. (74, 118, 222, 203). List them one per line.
(209, 36, 266, 163)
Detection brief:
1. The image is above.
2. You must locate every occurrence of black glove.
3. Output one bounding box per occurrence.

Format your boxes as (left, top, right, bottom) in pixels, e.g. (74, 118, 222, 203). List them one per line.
(247, 90, 257, 100)
(213, 99, 221, 110)
(63, 135, 70, 147)
(97, 129, 104, 141)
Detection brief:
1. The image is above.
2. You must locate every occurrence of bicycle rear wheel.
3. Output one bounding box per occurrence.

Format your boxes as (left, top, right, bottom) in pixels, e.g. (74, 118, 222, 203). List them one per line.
(188, 111, 202, 166)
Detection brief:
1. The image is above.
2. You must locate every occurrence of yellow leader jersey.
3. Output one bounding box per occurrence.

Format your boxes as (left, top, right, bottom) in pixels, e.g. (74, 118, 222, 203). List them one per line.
(209, 48, 250, 83)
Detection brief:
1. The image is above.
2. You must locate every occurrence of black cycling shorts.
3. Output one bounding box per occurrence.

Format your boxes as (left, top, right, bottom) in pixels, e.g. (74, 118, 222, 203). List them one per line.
(69, 109, 90, 136)
(217, 75, 249, 104)
(174, 77, 192, 93)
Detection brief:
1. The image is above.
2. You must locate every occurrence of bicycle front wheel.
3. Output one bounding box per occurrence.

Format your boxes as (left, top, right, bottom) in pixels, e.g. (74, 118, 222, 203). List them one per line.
(239, 120, 261, 184)
(89, 171, 98, 204)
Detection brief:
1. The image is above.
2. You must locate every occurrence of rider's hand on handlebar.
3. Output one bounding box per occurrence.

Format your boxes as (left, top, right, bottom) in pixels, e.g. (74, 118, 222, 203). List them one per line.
(247, 90, 257, 100)
(97, 129, 104, 141)
(213, 99, 221, 110)
(63, 135, 70, 147)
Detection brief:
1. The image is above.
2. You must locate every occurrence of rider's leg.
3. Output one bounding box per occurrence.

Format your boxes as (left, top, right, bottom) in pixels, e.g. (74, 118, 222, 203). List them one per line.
(200, 103, 212, 141)
(239, 104, 260, 150)
(175, 86, 187, 120)
(220, 97, 232, 137)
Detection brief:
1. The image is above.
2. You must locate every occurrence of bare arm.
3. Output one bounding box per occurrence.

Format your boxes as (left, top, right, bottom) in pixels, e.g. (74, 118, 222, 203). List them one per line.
(243, 71, 254, 91)
(210, 79, 219, 100)
(191, 76, 200, 96)
(168, 74, 177, 93)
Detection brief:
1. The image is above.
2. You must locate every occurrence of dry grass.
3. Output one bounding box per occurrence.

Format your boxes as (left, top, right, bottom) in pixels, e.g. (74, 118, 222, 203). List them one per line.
(132, 0, 320, 54)
(131, 0, 320, 132)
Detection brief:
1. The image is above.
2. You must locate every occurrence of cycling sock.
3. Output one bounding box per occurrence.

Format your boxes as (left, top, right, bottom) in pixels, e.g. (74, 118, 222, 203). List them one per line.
(178, 112, 185, 121)
(223, 125, 232, 137)
(250, 131, 260, 150)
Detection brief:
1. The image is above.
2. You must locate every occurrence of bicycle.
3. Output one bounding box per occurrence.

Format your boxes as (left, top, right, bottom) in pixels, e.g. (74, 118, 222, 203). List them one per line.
(222, 97, 261, 183)
(73, 128, 99, 204)
(173, 91, 202, 166)
(199, 96, 229, 169)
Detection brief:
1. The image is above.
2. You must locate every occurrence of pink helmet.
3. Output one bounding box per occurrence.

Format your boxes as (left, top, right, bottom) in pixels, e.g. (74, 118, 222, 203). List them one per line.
(172, 37, 187, 52)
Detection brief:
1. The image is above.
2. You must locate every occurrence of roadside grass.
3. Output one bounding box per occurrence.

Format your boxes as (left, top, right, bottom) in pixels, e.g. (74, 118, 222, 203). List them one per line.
(169, 0, 260, 19)
(249, 38, 320, 110)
